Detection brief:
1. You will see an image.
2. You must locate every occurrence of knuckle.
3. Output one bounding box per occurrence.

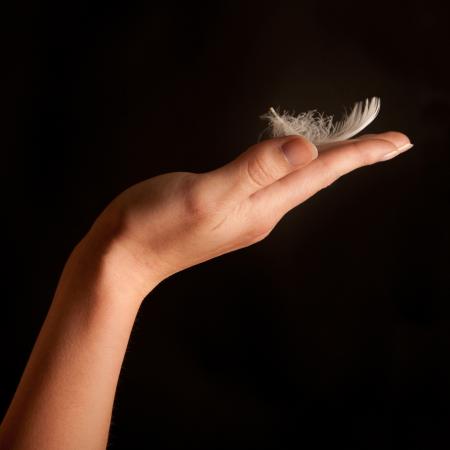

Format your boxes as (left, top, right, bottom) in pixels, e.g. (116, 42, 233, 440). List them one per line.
(354, 139, 392, 165)
(343, 141, 381, 168)
(317, 155, 341, 187)
(246, 218, 275, 244)
(245, 227, 271, 245)
(246, 154, 277, 188)
(346, 141, 372, 166)
(251, 230, 271, 244)
(357, 148, 377, 166)
(183, 175, 214, 218)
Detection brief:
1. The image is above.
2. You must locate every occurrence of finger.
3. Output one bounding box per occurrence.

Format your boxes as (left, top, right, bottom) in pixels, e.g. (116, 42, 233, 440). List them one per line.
(355, 133, 378, 139)
(317, 131, 410, 152)
(354, 131, 411, 149)
(200, 135, 318, 204)
(249, 131, 412, 219)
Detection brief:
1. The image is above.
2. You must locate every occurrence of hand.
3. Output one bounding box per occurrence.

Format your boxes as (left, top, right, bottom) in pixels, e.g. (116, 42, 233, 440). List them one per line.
(91, 132, 412, 295)
(0, 131, 412, 450)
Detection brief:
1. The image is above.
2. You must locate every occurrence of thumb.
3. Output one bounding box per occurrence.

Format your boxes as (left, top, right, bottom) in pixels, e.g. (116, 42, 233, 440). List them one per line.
(205, 135, 318, 203)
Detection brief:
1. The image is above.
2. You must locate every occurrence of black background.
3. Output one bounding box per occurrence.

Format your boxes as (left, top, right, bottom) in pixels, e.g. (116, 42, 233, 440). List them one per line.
(2, 1, 450, 449)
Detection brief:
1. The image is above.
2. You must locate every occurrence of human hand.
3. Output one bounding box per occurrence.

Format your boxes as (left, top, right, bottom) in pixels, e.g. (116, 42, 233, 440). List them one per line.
(89, 132, 412, 297)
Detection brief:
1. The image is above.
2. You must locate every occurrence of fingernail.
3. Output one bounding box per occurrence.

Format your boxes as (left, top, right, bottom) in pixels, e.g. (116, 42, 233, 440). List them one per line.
(282, 138, 318, 166)
(380, 150, 400, 161)
(397, 143, 414, 153)
(380, 143, 414, 161)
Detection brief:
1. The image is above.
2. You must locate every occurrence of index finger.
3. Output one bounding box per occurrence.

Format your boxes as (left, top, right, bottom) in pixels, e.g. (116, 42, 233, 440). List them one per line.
(248, 131, 413, 220)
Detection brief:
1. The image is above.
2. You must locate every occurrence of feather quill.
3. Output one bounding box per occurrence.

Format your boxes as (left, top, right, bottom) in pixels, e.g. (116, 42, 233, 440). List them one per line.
(260, 97, 381, 146)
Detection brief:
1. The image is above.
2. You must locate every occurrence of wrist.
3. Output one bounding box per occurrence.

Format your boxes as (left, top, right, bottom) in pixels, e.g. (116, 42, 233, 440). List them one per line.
(61, 209, 162, 310)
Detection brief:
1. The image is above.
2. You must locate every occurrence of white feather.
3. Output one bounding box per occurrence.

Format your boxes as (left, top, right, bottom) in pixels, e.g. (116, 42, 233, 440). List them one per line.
(260, 97, 381, 146)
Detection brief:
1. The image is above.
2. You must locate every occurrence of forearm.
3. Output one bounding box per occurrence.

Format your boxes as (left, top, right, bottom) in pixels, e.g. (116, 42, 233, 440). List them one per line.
(0, 219, 157, 450)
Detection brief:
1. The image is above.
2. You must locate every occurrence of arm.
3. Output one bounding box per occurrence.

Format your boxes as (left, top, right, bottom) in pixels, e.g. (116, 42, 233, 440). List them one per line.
(0, 132, 412, 449)
(0, 215, 157, 450)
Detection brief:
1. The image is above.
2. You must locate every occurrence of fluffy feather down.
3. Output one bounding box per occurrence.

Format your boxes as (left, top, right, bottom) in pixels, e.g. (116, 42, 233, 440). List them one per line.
(260, 97, 381, 146)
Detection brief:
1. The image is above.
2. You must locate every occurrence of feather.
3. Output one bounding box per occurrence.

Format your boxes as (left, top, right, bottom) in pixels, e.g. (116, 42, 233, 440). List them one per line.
(260, 97, 381, 146)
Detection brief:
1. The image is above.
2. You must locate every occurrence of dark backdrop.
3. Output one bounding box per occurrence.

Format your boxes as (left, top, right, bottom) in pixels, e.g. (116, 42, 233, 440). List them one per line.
(2, 1, 450, 449)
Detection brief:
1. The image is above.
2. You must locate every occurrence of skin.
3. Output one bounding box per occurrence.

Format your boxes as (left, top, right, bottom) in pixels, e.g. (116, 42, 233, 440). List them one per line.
(0, 132, 412, 450)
